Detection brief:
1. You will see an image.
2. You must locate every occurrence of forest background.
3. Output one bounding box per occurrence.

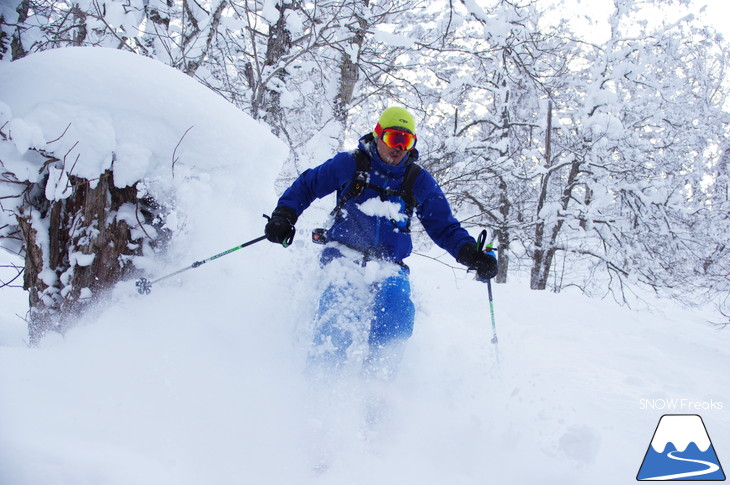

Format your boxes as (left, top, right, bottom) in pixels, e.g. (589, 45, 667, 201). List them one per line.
(1, 0, 729, 329)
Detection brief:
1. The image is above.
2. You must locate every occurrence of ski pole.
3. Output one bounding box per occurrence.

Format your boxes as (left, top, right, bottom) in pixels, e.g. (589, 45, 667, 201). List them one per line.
(476, 230, 499, 347)
(135, 235, 266, 295)
(485, 272, 500, 369)
(486, 270, 498, 345)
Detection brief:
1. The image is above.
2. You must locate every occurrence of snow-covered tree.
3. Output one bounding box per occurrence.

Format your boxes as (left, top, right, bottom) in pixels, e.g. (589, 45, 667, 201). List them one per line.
(2, 0, 730, 324)
(384, 0, 572, 283)
(535, 0, 729, 302)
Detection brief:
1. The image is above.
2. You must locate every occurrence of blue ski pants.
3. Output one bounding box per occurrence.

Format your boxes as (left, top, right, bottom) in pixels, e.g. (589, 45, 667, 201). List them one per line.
(308, 246, 416, 376)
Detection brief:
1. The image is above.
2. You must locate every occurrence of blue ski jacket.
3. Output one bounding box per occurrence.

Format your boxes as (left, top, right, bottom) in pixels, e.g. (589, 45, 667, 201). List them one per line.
(277, 134, 475, 263)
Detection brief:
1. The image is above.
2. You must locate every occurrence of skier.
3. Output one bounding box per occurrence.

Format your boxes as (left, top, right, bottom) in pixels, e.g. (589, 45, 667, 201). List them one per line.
(265, 107, 497, 378)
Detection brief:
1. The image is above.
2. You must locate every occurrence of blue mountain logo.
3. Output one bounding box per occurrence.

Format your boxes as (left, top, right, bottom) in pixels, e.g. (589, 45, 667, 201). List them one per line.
(637, 414, 725, 481)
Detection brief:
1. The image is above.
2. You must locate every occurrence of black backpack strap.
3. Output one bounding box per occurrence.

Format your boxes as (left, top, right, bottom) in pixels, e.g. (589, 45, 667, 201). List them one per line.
(401, 162, 422, 216)
(330, 149, 423, 232)
(399, 162, 422, 232)
(330, 149, 370, 216)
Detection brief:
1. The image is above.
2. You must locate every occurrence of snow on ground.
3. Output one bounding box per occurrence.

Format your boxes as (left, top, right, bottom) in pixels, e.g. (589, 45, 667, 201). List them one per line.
(0, 47, 728, 485)
(1, 242, 728, 484)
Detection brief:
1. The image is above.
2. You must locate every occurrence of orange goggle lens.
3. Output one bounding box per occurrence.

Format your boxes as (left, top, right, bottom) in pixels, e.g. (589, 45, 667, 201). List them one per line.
(381, 129, 417, 151)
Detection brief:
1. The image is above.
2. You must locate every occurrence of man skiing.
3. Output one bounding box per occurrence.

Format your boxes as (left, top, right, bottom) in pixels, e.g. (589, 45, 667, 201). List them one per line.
(265, 107, 497, 378)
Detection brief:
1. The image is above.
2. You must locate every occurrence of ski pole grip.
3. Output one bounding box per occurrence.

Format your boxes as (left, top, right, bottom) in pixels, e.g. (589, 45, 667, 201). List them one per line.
(263, 213, 295, 248)
(476, 229, 488, 253)
(281, 228, 295, 248)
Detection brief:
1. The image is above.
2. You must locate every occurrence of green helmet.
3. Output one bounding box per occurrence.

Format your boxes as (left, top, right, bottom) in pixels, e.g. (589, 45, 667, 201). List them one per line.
(373, 106, 416, 137)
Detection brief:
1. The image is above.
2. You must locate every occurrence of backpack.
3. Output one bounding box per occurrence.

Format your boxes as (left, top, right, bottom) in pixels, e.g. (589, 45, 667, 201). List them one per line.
(330, 148, 423, 233)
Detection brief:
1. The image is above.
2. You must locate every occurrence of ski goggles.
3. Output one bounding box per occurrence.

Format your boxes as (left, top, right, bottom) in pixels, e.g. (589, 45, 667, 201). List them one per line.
(377, 128, 417, 151)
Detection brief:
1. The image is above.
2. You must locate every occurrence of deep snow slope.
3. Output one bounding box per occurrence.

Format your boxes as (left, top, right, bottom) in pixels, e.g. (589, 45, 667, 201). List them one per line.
(1, 239, 728, 484)
(1, 47, 728, 485)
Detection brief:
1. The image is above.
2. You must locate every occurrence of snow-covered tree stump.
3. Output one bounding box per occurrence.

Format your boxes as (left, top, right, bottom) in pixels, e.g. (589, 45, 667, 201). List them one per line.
(0, 47, 286, 345)
(12, 166, 166, 344)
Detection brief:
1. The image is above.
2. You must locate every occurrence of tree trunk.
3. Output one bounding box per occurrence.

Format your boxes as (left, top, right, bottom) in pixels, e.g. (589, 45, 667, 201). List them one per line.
(261, 2, 293, 137)
(530, 157, 581, 290)
(334, 1, 369, 148)
(494, 76, 511, 283)
(495, 179, 510, 284)
(71, 4, 87, 46)
(530, 101, 553, 290)
(10, 0, 30, 60)
(17, 170, 164, 344)
(530, 234, 547, 290)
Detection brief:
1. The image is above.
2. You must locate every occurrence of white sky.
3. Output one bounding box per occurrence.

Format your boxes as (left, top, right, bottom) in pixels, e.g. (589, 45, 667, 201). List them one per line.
(683, 0, 730, 37)
(540, 0, 730, 110)
(550, 0, 730, 42)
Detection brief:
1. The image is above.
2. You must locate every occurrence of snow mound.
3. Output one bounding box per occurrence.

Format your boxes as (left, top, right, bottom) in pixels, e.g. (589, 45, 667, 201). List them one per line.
(0, 46, 288, 259)
(0, 46, 286, 195)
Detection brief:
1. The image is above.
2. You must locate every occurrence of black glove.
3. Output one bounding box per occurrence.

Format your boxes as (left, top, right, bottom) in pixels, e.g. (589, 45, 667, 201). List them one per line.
(265, 206, 298, 245)
(457, 242, 498, 281)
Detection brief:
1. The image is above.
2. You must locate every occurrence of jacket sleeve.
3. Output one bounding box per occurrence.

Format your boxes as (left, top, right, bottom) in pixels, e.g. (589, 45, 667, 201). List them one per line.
(276, 151, 356, 217)
(413, 169, 475, 260)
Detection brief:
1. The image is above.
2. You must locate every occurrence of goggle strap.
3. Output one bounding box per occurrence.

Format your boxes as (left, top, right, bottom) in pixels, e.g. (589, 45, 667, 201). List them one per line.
(375, 123, 415, 138)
